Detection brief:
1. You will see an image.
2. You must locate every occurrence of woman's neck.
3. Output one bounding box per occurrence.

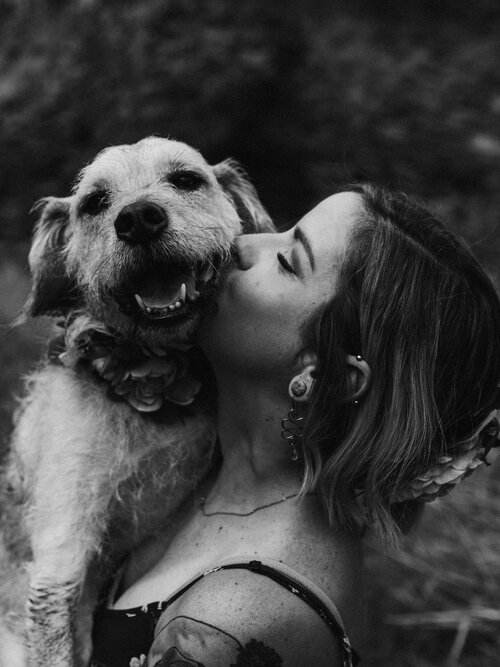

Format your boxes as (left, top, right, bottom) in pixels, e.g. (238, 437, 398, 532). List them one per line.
(205, 372, 303, 512)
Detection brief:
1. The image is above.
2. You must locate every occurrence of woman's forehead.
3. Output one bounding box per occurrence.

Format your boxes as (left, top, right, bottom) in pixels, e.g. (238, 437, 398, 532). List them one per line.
(298, 191, 362, 257)
(305, 191, 362, 224)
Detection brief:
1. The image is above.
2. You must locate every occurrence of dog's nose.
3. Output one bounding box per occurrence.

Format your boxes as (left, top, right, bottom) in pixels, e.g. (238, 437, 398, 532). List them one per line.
(114, 202, 168, 244)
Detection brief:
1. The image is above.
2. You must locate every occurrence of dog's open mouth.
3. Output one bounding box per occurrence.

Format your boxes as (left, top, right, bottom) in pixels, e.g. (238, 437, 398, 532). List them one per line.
(116, 258, 221, 324)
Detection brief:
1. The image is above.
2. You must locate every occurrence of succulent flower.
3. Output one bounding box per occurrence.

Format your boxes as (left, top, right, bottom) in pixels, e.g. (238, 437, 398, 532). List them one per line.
(55, 313, 201, 412)
(394, 409, 499, 503)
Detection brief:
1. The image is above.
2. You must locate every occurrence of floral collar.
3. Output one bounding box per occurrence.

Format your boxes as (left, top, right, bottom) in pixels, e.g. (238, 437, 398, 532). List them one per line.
(48, 312, 201, 412)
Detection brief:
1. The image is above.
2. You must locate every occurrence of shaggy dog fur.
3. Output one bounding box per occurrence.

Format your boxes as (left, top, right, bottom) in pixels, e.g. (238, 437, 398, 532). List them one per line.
(0, 137, 273, 666)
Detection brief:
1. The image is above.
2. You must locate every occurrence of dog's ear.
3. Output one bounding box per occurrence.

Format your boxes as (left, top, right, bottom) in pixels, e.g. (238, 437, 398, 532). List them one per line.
(20, 196, 79, 320)
(213, 159, 276, 233)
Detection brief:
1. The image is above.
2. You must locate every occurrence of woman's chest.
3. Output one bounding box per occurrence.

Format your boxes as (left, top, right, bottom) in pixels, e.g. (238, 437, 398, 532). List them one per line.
(113, 513, 291, 609)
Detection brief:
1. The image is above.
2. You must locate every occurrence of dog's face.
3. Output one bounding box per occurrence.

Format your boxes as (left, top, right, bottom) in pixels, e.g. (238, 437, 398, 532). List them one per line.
(24, 137, 273, 347)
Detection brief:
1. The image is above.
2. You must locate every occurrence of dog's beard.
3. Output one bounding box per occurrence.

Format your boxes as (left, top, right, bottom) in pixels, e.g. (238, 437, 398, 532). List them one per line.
(90, 302, 204, 349)
(83, 253, 222, 350)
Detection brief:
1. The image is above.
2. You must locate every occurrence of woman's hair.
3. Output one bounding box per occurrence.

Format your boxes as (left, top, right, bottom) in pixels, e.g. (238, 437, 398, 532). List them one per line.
(301, 184, 500, 544)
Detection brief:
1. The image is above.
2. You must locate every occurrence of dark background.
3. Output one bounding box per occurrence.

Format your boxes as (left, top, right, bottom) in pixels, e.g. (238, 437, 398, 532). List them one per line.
(0, 1, 499, 664)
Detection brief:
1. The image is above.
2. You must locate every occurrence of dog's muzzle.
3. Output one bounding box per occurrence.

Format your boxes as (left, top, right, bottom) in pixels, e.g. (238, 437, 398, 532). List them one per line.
(110, 201, 224, 325)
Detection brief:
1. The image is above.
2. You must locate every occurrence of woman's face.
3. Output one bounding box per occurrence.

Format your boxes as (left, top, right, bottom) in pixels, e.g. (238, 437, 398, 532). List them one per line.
(200, 192, 362, 379)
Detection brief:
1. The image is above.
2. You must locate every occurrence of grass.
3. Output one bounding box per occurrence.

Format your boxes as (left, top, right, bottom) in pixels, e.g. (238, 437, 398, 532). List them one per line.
(365, 463, 500, 666)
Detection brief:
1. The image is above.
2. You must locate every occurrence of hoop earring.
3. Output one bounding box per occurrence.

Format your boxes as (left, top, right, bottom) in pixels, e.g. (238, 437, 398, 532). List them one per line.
(281, 401, 303, 462)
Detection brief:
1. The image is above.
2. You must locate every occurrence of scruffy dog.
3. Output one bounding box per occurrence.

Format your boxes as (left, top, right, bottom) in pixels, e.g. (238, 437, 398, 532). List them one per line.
(0, 137, 273, 666)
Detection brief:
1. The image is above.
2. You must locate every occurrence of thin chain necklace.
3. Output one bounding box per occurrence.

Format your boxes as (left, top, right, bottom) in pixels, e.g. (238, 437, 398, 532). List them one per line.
(199, 491, 316, 517)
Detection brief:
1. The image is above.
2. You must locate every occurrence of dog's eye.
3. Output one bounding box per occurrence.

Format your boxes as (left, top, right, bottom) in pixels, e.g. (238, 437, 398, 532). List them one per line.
(79, 190, 111, 216)
(168, 171, 206, 191)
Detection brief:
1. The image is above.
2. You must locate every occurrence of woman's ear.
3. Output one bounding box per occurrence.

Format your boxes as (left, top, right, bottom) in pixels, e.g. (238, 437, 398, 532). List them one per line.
(345, 354, 372, 402)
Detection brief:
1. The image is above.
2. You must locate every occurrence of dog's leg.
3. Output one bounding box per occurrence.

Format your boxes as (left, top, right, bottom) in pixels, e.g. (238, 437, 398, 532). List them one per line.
(27, 579, 79, 666)
(11, 367, 111, 667)
(27, 532, 105, 666)
(12, 363, 215, 666)
(1, 451, 79, 667)
(25, 481, 99, 666)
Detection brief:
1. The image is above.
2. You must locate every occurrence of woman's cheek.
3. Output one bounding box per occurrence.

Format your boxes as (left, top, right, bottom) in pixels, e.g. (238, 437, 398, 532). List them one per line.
(223, 269, 296, 333)
(226, 272, 269, 311)
(241, 284, 288, 322)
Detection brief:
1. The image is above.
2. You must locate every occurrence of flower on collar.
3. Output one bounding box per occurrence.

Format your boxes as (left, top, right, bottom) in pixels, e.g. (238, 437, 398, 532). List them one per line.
(56, 312, 201, 412)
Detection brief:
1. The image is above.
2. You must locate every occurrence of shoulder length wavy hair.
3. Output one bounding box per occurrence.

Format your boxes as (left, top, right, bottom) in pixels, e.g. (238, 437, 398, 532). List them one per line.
(301, 184, 500, 544)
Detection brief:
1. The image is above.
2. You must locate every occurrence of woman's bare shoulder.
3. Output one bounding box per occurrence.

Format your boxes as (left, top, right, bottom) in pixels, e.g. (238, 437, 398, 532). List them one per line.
(145, 567, 343, 667)
(283, 497, 365, 647)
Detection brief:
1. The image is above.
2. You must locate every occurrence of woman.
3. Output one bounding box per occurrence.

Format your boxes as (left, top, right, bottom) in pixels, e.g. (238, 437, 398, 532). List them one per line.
(91, 185, 500, 666)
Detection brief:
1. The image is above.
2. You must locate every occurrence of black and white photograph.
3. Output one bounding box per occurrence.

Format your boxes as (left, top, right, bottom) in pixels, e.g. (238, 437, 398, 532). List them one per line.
(0, 2, 499, 665)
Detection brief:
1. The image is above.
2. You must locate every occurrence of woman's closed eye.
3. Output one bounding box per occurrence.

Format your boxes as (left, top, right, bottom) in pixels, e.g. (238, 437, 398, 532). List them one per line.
(277, 252, 298, 277)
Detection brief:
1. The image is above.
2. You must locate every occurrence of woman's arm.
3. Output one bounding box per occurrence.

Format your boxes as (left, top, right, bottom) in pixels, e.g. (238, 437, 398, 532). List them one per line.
(142, 569, 343, 666)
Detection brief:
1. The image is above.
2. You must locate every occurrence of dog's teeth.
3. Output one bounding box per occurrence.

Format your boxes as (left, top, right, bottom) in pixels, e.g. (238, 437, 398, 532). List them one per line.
(180, 283, 187, 301)
(168, 304, 176, 311)
(146, 306, 152, 313)
(134, 294, 146, 310)
(174, 301, 182, 309)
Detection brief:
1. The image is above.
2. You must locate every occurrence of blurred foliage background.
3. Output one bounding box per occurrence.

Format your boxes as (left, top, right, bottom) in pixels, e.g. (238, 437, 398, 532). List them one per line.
(0, 1, 499, 664)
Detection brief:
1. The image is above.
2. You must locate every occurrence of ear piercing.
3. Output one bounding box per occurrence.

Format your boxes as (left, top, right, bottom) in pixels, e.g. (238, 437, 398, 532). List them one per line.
(281, 404, 303, 461)
(287, 371, 315, 403)
(290, 379, 307, 398)
(353, 354, 363, 405)
(283, 367, 315, 461)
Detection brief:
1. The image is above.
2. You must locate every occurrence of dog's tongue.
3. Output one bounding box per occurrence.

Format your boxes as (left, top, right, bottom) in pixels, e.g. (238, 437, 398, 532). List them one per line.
(138, 271, 198, 307)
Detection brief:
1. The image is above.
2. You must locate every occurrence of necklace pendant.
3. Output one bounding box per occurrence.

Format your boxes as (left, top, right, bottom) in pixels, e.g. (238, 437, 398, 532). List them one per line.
(290, 441, 299, 462)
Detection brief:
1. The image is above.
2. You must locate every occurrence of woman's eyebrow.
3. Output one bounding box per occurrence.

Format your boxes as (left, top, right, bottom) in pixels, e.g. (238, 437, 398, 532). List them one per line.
(294, 226, 316, 271)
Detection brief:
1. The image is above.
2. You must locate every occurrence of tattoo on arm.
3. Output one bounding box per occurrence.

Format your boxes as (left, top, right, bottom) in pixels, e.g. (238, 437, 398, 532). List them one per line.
(143, 615, 283, 667)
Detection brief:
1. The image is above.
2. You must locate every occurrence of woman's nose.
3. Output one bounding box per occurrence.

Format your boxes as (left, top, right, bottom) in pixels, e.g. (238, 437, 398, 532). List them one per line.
(234, 237, 255, 270)
(234, 234, 275, 270)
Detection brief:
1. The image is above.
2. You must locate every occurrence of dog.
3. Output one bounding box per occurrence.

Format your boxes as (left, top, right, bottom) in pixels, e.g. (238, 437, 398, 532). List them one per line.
(0, 137, 273, 666)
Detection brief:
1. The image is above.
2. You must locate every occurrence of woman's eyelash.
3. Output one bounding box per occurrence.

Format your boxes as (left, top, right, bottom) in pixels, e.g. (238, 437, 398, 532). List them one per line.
(277, 252, 297, 276)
